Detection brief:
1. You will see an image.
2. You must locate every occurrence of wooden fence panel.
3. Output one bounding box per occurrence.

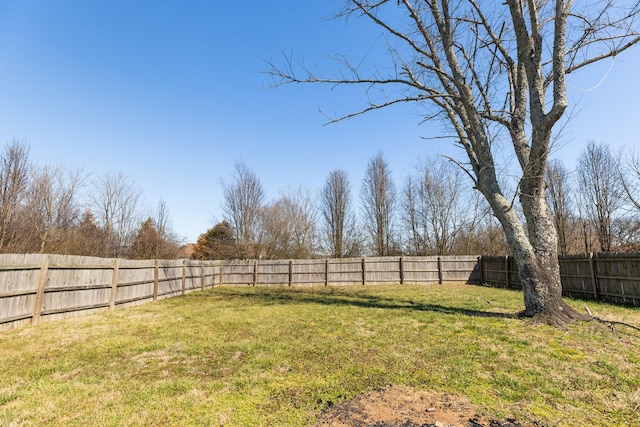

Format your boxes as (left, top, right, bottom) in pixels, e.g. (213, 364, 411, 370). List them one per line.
(327, 258, 364, 285)
(221, 260, 255, 285)
(203, 261, 221, 288)
(479, 256, 507, 288)
(481, 256, 521, 289)
(441, 256, 483, 283)
(366, 257, 402, 284)
(593, 253, 640, 306)
(157, 260, 184, 300)
(114, 259, 155, 309)
(255, 260, 290, 286)
(0, 254, 45, 331)
(292, 259, 326, 286)
(40, 255, 114, 322)
(558, 255, 594, 299)
(401, 256, 439, 283)
(184, 261, 202, 291)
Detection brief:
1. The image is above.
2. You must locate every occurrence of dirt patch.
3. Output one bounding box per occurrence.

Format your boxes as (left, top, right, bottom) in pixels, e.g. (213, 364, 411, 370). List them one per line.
(315, 385, 524, 427)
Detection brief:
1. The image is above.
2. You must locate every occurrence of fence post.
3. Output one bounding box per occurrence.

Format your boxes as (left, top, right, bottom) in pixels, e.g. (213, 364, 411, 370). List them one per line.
(325, 258, 329, 286)
(505, 256, 511, 289)
(437, 256, 443, 284)
(589, 252, 600, 300)
(109, 258, 120, 309)
(153, 259, 160, 301)
(31, 255, 50, 325)
(289, 260, 293, 286)
(200, 261, 205, 290)
(181, 259, 186, 296)
(477, 256, 484, 285)
(219, 260, 224, 285)
(399, 256, 404, 285)
(362, 257, 366, 285)
(253, 260, 258, 286)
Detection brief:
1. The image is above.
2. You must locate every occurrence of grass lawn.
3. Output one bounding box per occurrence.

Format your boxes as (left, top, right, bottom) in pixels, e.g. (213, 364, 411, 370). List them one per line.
(1, 283, 639, 426)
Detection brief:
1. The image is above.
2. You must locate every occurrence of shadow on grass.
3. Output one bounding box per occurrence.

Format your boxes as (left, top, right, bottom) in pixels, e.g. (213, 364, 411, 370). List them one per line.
(196, 286, 518, 320)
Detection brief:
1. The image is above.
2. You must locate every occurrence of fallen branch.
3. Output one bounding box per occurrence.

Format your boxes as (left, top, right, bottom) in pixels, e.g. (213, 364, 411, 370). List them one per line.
(584, 305, 640, 332)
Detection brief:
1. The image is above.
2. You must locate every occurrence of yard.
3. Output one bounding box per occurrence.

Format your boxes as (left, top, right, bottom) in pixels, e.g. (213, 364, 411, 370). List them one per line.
(1, 283, 639, 426)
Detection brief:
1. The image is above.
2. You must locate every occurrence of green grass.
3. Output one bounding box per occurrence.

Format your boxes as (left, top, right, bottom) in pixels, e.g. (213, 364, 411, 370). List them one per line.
(1, 283, 639, 426)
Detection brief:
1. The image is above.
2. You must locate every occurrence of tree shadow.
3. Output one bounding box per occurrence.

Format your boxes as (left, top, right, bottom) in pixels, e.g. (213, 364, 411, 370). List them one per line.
(201, 286, 518, 320)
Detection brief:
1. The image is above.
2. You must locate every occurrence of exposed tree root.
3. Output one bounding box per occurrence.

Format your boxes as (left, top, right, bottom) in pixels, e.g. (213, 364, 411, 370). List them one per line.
(584, 305, 640, 332)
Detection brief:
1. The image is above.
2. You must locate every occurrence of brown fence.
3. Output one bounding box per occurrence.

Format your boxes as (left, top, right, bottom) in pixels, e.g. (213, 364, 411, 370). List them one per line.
(0, 254, 480, 331)
(481, 253, 640, 307)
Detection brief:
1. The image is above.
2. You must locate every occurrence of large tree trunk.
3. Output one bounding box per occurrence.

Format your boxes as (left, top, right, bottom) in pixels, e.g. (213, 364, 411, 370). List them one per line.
(513, 244, 590, 327)
(512, 176, 590, 326)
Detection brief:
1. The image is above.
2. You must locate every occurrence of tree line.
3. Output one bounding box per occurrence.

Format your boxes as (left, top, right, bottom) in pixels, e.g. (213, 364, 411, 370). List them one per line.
(0, 139, 182, 259)
(193, 141, 640, 261)
(6, 138, 637, 261)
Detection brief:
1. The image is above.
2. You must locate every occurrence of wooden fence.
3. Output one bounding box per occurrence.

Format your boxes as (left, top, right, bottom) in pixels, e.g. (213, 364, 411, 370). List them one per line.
(0, 254, 221, 332)
(0, 255, 480, 331)
(481, 253, 640, 307)
(6, 252, 638, 332)
(218, 256, 481, 286)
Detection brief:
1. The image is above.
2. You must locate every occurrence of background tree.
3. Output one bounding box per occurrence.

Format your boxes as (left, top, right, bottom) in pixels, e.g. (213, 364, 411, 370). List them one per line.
(259, 187, 318, 259)
(66, 210, 107, 257)
(402, 156, 477, 255)
(149, 199, 182, 257)
(24, 165, 84, 253)
(361, 152, 396, 256)
(129, 218, 163, 259)
(545, 159, 574, 255)
(620, 148, 640, 212)
(192, 221, 238, 260)
(0, 139, 30, 251)
(576, 141, 624, 252)
(320, 169, 360, 257)
(270, 1, 640, 325)
(88, 172, 143, 257)
(221, 162, 264, 258)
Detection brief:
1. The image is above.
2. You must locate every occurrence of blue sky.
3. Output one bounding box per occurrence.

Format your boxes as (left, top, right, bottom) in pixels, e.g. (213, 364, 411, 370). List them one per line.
(0, 1, 638, 243)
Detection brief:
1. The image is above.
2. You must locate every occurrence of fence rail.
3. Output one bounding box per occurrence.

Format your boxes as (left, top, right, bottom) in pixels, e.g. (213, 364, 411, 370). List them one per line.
(3, 253, 639, 332)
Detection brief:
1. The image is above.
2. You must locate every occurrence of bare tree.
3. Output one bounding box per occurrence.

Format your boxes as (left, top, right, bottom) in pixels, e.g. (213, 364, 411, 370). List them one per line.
(361, 152, 396, 256)
(89, 172, 143, 257)
(320, 169, 360, 257)
(545, 159, 573, 255)
(402, 156, 477, 255)
(259, 187, 318, 259)
(151, 199, 183, 249)
(221, 162, 264, 258)
(620, 148, 640, 212)
(0, 140, 30, 251)
(576, 141, 624, 252)
(270, 1, 640, 325)
(24, 165, 85, 253)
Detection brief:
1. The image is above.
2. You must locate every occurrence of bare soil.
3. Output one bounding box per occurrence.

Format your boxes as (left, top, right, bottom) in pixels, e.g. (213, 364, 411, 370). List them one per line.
(315, 385, 525, 427)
